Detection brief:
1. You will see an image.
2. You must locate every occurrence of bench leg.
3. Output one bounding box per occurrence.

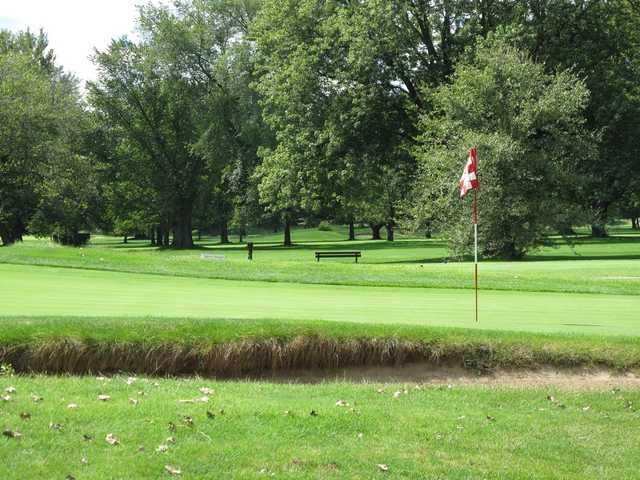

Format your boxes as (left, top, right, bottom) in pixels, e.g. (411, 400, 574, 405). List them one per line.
(355, 257, 358, 263)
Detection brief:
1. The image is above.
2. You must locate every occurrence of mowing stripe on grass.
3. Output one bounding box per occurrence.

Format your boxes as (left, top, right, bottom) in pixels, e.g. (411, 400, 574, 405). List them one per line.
(1, 264, 639, 336)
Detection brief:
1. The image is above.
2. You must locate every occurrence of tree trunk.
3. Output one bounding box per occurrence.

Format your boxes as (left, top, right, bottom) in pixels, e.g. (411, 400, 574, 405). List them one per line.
(370, 224, 382, 240)
(284, 222, 292, 246)
(149, 228, 156, 246)
(163, 230, 170, 246)
(348, 221, 355, 241)
(591, 224, 608, 238)
(239, 228, 245, 244)
(123, 235, 128, 244)
(219, 220, 230, 244)
(385, 223, 394, 242)
(631, 218, 639, 230)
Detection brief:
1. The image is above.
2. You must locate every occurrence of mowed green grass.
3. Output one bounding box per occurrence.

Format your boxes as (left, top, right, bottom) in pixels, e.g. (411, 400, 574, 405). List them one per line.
(1, 376, 639, 479)
(0, 225, 638, 295)
(1, 263, 639, 336)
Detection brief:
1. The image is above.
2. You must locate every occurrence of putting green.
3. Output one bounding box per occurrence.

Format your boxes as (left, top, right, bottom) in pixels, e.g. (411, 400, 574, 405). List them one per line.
(1, 263, 638, 335)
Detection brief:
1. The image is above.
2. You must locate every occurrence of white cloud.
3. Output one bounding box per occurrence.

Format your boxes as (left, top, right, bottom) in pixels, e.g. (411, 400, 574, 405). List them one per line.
(0, 0, 164, 86)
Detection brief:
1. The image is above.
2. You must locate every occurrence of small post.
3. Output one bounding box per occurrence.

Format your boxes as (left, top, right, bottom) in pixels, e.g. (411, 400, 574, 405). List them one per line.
(247, 242, 253, 261)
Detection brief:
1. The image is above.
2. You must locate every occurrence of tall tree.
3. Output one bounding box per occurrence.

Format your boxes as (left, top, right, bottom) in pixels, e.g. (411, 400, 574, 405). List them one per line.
(412, 35, 593, 259)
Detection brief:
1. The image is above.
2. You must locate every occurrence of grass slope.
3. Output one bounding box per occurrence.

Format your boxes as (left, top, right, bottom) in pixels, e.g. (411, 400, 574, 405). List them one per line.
(2, 317, 640, 374)
(1, 376, 639, 479)
(1, 263, 639, 336)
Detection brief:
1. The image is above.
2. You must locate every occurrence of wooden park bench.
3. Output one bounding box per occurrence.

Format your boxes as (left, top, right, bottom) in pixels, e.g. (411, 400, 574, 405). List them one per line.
(315, 251, 361, 263)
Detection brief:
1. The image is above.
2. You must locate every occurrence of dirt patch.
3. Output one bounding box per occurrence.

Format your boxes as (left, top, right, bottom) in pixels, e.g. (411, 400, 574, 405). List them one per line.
(253, 363, 640, 390)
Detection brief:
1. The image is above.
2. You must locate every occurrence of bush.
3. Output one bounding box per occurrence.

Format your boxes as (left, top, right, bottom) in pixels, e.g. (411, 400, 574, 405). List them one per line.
(317, 221, 332, 231)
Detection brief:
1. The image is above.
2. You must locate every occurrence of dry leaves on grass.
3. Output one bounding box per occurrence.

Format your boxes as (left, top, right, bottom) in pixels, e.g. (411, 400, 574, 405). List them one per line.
(67, 403, 79, 409)
(377, 464, 389, 472)
(126, 377, 137, 385)
(156, 444, 169, 453)
(199, 387, 214, 395)
(335, 400, 350, 407)
(97, 394, 111, 401)
(4, 386, 16, 394)
(165, 465, 181, 476)
(2, 429, 22, 439)
(49, 422, 64, 431)
(1, 394, 12, 402)
(178, 396, 209, 404)
(129, 398, 139, 405)
(19, 412, 31, 420)
(31, 394, 43, 402)
(105, 433, 119, 446)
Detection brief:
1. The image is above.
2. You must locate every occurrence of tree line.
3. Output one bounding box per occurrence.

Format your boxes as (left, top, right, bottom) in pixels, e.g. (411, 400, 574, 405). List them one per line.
(1, 0, 639, 258)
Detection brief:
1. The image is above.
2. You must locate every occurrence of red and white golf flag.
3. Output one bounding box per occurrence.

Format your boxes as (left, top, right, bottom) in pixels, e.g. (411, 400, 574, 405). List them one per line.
(459, 147, 479, 198)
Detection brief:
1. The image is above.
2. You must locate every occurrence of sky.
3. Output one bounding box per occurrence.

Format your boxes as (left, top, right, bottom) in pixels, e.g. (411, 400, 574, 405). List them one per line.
(0, 0, 163, 86)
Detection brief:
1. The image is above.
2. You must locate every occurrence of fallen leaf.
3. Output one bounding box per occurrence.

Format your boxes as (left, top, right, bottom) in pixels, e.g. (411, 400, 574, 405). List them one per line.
(81, 457, 88, 465)
(65, 475, 76, 480)
(199, 387, 214, 395)
(157, 444, 169, 453)
(1, 395, 12, 402)
(377, 464, 389, 472)
(547, 395, 557, 403)
(129, 398, 139, 405)
(165, 465, 181, 476)
(335, 400, 349, 407)
(97, 395, 111, 401)
(310, 410, 318, 417)
(19, 412, 31, 420)
(486, 415, 496, 421)
(183, 416, 194, 427)
(67, 403, 79, 409)
(83, 434, 93, 441)
(582, 406, 591, 412)
(49, 422, 64, 431)
(105, 433, 119, 446)
(96, 376, 107, 381)
(2, 429, 21, 438)
(392, 391, 402, 398)
(166, 436, 176, 444)
(207, 411, 215, 419)
(4, 386, 16, 394)
(126, 377, 137, 385)
(138, 446, 145, 452)
(168, 422, 176, 432)
(357, 433, 363, 439)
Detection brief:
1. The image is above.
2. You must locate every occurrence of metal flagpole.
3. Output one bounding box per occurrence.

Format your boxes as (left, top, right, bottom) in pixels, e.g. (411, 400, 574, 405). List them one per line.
(473, 189, 478, 322)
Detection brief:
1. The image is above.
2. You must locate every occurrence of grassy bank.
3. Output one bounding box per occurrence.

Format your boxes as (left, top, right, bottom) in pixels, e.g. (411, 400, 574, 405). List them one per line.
(1, 376, 639, 479)
(1, 317, 639, 375)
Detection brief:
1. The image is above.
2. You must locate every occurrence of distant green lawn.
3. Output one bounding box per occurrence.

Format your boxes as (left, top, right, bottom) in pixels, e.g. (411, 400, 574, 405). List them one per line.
(1, 376, 639, 479)
(0, 225, 638, 295)
(1, 263, 639, 336)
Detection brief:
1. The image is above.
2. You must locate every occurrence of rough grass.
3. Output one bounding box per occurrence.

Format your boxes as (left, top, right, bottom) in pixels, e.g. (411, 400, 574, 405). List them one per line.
(2, 318, 639, 376)
(1, 376, 639, 479)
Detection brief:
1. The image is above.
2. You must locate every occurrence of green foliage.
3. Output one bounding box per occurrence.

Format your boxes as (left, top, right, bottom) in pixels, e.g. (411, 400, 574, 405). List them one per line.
(412, 36, 593, 259)
(0, 30, 86, 246)
(29, 154, 102, 246)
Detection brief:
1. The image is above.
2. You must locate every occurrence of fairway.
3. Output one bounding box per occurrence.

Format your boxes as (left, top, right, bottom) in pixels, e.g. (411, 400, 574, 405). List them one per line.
(2, 263, 639, 336)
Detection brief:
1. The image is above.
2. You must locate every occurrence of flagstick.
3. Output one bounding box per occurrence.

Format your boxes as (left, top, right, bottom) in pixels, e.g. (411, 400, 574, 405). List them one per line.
(473, 189, 478, 323)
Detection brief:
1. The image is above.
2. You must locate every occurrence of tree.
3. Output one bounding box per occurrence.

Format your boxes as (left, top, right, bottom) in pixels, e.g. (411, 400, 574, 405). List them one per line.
(0, 30, 84, 246)
(29, 154, 102, 245)
(412, 35, 593, 259)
